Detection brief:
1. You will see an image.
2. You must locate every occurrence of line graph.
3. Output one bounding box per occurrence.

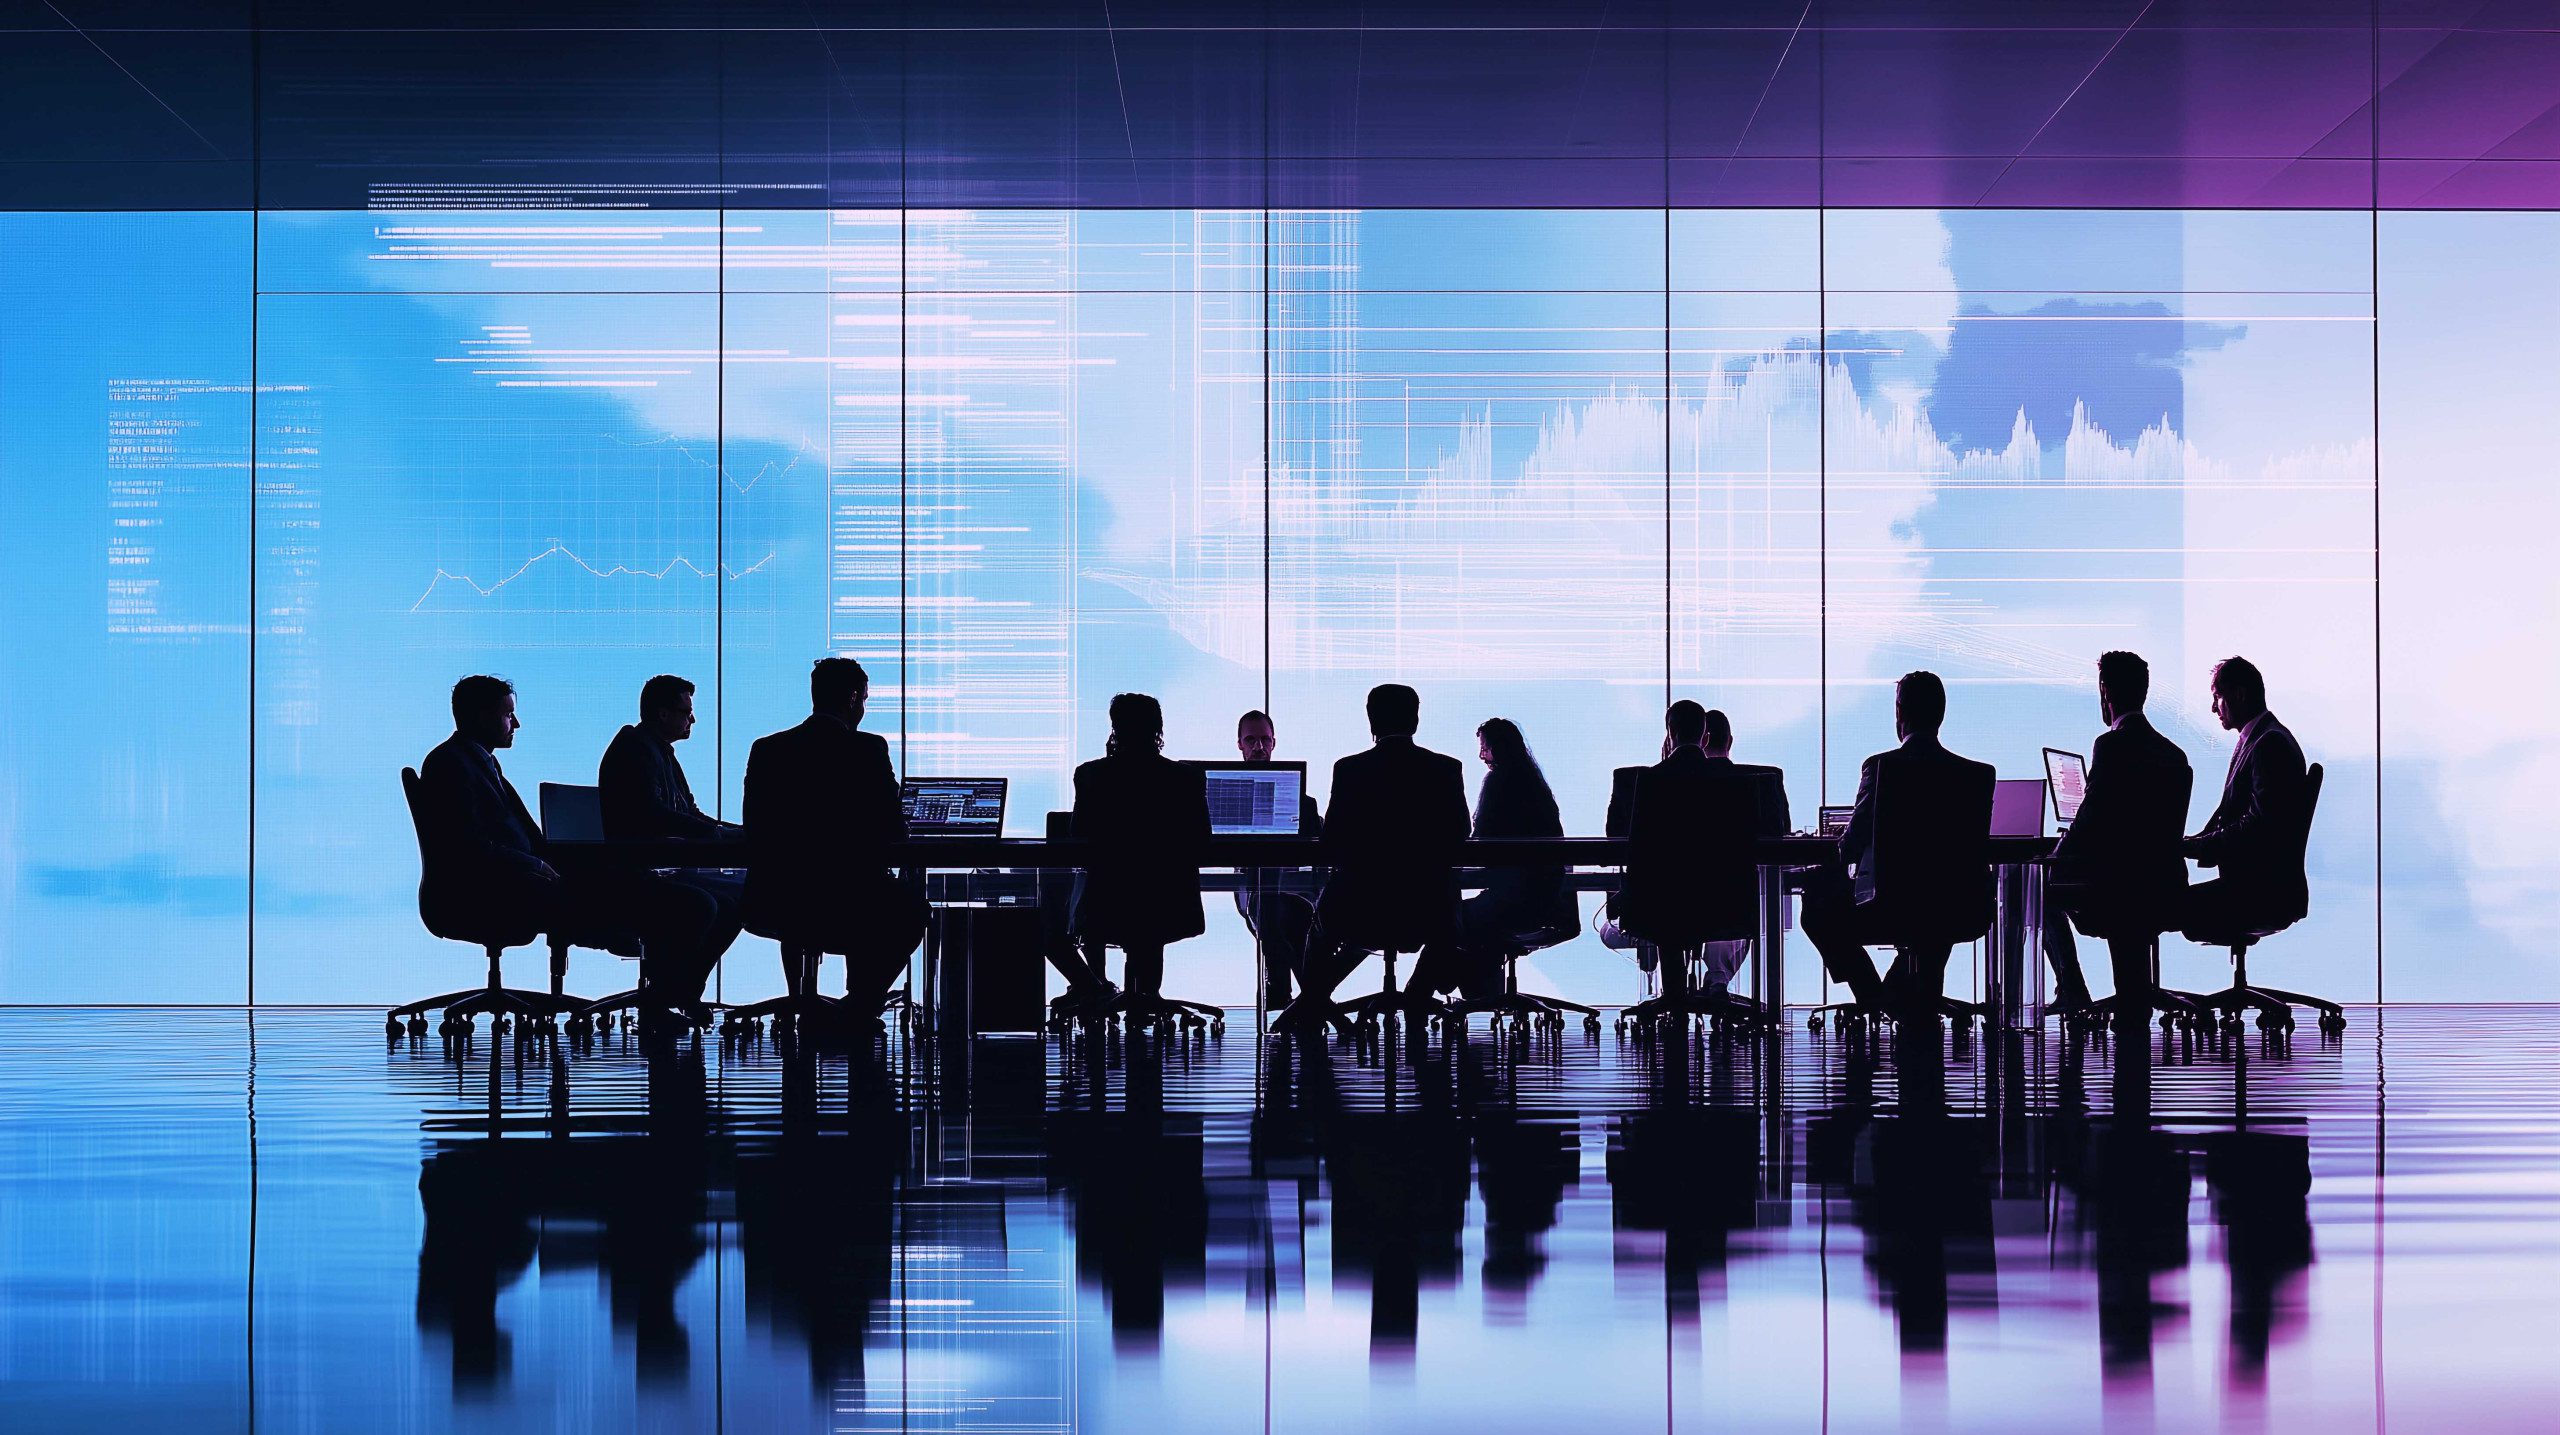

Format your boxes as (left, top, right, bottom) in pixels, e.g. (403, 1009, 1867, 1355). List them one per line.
(409, 541, 775, 611)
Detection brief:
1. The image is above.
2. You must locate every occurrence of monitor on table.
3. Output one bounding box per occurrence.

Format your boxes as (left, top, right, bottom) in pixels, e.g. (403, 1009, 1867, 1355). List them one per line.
(901, 777, 1008, 836)
(2043, 748, 2087, 827)
(1190, 761, 1307, 838)
(1991, 778, 2047, 838)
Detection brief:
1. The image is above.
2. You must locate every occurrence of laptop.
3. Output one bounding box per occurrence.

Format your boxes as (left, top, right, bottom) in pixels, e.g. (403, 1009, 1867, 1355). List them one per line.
(900, 776, 1007, 837)
(1818, 804, 1857, 837)
(2043, 748, 2087, 827)
(1991, 778, 2047, 838)
(1189, 761, 1307, 838)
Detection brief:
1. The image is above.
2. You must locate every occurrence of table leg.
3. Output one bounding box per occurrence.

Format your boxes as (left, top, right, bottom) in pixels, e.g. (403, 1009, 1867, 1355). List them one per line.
(1756, 863, 1787, 1013)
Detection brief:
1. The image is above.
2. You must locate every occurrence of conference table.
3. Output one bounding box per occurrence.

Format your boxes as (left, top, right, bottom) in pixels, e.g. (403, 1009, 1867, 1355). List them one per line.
(561, 834, 2059, 1030)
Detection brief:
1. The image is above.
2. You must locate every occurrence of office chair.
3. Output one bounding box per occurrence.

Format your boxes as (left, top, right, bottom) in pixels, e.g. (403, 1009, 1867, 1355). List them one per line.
(1327, 894, 1459, 1034)
(1442, 914, 1597, 1038)
(1807, 760, 1997, 1033)
(2175, 764, 2341, 1036)
(1615, 778, 1771, 1038)
(391, 767, 589, 1038)
(536, 781, 722, 1038)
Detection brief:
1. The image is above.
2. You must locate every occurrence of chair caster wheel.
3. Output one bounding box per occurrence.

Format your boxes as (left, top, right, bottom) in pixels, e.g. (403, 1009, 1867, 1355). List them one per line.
(386, 1015, 405, 1036)
(1807, 1015, 1824, 1032)
(2318, 1013, 2346, 1033)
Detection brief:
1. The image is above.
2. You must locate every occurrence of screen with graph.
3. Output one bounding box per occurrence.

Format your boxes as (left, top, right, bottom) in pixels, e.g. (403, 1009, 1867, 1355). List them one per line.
(1, 208, 2550, 1003)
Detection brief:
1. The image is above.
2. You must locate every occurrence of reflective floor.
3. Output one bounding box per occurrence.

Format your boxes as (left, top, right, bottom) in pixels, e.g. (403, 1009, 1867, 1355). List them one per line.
(1, 1007, 2554, 1432)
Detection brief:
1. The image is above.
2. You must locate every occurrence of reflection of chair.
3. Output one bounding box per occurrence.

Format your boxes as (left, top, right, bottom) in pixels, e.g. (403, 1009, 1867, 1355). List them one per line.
(1444, 915, 1595, 1035)
(390, 767, 586, 1036)
(2177, 764, 2340, 1035)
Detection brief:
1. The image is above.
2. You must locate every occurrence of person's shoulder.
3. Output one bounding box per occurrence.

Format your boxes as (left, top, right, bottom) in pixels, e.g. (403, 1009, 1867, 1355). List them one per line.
(602, 723, 645, 757)
(420, 733, 471, 775)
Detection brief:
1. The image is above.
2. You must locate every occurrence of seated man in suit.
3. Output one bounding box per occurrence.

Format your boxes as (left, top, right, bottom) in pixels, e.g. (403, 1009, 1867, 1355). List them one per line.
(1232, 709, 1331, 1009)
(2181, 656, 2309, 934)
(1289, 684, 1471, 1024)
(419, 675, 719, 1038)
(1069, 692, 1213, 1016)
(598, 673, 746, 1000)
(741, 657, 928, 1022)
(1610, 701, 1769, 996)
(2042, 650, 2192, 1016)
(1797, 671, 1996, 1014)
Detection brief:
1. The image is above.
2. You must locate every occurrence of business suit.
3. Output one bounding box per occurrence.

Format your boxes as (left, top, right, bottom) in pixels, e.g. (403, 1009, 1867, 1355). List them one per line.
(1411, 765, 1578, 999)
(740, 714, 926, 994)
(1799, 734, 1996, 1006)
(2183, 710, 2309, 932)
(1070, 749, 1212, 998)
(2042, 712, 2191, 1002)
(1234, 785, 1327, 1005)
(598, 722, 747, 999)
(417, 732, 719, 998)
(1315, 737, 1472, 963)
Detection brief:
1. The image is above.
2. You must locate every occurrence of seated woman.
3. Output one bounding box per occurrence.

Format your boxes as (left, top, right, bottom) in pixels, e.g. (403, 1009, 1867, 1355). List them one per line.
(1409, 718, 1580, 1002)
(1068, 693, 1218, 1027)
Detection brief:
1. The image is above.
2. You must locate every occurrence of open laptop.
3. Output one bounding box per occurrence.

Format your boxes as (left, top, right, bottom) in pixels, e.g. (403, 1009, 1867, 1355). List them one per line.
(900, 776, 1007, 837)
(1818, 804, 1857, 837)
(1991, 778, 2047, 838)
(1189, 761, 1307, 838)
(2043, 747, 2087, 828)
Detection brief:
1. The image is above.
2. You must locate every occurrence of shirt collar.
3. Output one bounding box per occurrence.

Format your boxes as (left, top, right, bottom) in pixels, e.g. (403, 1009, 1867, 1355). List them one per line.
(2239, 709, 2274, 745)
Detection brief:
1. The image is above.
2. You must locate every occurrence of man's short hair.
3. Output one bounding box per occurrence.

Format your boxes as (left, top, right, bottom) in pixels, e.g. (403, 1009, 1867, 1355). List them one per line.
(1238, 708, 1273, 733)
(2212, 655, 2266, 709)
(2096, 651, 2149, 710)
(810, 656, 869, 711)
(640, 673, 696, 718)
(1897, 670, 1948, 733)
(1665, 700, 1708, 745)
(1109, 691, 1165, 740)
(1702, 708, 1734, 748)
(1366, 683, 1421, 738)
(451, 674, 514, 725)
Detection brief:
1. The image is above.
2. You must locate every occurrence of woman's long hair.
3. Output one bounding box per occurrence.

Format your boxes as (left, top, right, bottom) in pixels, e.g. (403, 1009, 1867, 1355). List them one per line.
(1104, 691, 1165, 756)
(1474, 717, 1561, 834)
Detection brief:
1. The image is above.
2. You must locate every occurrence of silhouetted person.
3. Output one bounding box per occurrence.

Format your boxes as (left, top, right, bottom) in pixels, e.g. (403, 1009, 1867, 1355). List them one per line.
(741, 658, 927, 1015)
(1298, 684, 1471, 1020)
(1797, 670, 1995, 1013)
(1232, 708, 1331, 1008)
(418, 676, 718, 1033)
(598, 673, 746, 1007)
(2182, 656, 2310, 935)
(1409, 718, 1576, 1000)
(1068, 693, 1212, 1012)
(1606, 702, 1787, 993)
(2042, 651, 2192, 1016)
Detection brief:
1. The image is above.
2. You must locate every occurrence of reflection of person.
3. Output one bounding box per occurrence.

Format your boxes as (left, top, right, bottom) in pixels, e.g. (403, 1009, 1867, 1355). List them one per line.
(2042, 651, 2191, 1014)
(1409, 718, 1576, 1000)
(419, 675, 719, 1030)
(1796, 671, 1994, 1012)
(1232, 709, 1331, 1008)
(599, 673, 745, 1003)
(1308, 685, 1472, 1013)
(741, 658, 927, 1013)
(2182, 656, 2310, 933)
(1068, 693, 1212, 1007)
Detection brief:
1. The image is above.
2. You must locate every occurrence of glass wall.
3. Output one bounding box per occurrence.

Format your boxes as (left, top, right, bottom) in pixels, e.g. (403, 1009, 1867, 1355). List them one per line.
(0, 207, 2547, 1004)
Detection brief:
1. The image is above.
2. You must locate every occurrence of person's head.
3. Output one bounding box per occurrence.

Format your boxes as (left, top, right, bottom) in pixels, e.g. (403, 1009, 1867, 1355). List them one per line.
(1237, 709, 1276, 762)
(810, 656, 870, 725)
(2095, 650, 2149, 725)
(1366, 683, 1421, 740)
(640, 674, 698, 743)
(1702, 707, 1734, 757)
(2210, 656, 2267, 731)
(1665, 699, 1708, 752)
(452, 674, 519, 749)
(1895, 670, 1947, 741)
(1475, 717, 1530, 770)
(1106, 692, 1165, 756)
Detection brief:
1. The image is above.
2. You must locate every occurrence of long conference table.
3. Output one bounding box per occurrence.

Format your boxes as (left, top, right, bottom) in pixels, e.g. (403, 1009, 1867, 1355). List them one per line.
(563, 835, 2059, 1029)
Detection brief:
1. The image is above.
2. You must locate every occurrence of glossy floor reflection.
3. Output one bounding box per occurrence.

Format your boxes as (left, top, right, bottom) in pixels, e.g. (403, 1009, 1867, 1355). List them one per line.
(1, 1008, 2554, 1432)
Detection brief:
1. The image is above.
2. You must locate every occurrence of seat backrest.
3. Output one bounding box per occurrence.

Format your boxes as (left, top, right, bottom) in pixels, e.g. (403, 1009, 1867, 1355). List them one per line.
(539, 782, 606, 843)
(1624, 762, 1758, 944)
(2288, 763, 2325, 879)
(1863, 756, 1995, 943)
(400, 766, 437, 871)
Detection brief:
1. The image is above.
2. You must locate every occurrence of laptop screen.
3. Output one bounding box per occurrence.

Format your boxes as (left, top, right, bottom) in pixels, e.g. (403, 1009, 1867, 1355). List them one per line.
(2043, 748, 2087, 825)
(901, 777, 1007, 836)
(1991, 779, 2047, 838)
(1192, 762, 1306, 837)
(1818, 804, 1857, 837)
